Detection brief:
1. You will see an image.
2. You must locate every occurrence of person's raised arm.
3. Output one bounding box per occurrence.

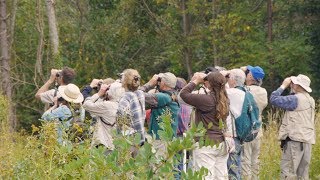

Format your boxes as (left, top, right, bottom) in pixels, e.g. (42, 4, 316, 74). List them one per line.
(270, 77, 298, 111)
(35, 69, 59, 100)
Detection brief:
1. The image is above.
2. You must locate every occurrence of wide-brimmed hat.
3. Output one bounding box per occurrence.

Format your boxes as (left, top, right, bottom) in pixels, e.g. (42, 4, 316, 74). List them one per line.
(58, 84, 84, 103)
(158, 72, 177, 89)
(247, 65, 265, 80)
(291, 74, 312, 93)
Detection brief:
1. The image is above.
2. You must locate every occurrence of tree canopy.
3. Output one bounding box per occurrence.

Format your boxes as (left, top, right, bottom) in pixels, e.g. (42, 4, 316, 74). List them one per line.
(2, 0, 320, 130)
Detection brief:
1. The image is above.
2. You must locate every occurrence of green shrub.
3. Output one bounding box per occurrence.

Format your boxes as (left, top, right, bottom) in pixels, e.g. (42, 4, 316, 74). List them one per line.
(0, 94, 9, 132)
(0, 111, 209, 179)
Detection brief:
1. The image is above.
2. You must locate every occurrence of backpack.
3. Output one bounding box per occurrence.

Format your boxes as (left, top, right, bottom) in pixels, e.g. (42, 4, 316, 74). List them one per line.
(233, 86, 261, 142)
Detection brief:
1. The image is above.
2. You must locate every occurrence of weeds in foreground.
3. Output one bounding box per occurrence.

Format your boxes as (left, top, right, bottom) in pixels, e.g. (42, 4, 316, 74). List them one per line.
(1, 97, 320, 179)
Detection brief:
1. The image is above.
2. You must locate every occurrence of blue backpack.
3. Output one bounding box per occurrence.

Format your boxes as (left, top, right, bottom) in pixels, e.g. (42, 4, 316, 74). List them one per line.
(233, 86, 261, 142)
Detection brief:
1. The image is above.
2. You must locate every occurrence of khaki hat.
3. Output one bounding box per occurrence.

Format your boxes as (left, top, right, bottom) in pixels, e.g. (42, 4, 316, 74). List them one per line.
(58, 84, 84, 103)
(158, 72, 177, 89)
(291, 74, 312, 93)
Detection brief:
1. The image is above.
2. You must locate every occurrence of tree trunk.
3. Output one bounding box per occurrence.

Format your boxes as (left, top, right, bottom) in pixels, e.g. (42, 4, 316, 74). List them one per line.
(212, 0, 219, 66)
(0, 0, 15, 131)
(181, 0, 192, 79)
(267, 0, 275, 90)
(9, 0, 17, 49)
(36, 0, 44, 79)
(45, 0, 59, 57)
(267, 0, 272, 43)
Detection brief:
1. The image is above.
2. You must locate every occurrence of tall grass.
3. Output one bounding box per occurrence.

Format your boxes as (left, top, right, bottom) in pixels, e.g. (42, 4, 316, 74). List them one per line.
(260, 103, 320, 179)
(0, 100, 320, 178)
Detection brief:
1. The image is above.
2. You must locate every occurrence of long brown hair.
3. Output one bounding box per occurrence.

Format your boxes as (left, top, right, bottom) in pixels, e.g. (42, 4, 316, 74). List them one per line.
(206, 72, 229, 120)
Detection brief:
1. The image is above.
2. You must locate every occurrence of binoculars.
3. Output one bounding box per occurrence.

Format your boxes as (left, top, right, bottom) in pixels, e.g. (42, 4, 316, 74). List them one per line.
(56, 71, 62, 77)
(93, 81, 103, 91)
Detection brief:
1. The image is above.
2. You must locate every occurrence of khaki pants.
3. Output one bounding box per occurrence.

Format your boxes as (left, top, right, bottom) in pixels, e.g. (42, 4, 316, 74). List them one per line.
(280, 141, 311, 180)
(241, 137, 261, 180)
(193, 142, 229, 180)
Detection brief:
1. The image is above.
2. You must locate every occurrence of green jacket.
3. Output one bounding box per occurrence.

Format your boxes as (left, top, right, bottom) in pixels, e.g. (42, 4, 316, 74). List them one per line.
(148, 92, 179, 140)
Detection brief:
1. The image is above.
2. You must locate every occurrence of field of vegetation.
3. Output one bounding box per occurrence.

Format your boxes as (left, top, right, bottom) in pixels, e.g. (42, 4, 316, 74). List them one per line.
(1, 96, 319, 179)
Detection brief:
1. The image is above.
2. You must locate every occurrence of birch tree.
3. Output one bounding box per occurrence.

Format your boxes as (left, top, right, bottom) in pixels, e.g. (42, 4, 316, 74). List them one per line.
(45, 0, 59, 60)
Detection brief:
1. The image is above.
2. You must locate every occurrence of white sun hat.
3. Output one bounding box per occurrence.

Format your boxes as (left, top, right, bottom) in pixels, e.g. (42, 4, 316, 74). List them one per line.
(291, 74, 312, 93)
(58, 84, 84, 103)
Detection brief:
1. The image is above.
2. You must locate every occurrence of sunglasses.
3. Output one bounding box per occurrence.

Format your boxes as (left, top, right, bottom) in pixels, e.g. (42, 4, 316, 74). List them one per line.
(134, 76, 140, 82)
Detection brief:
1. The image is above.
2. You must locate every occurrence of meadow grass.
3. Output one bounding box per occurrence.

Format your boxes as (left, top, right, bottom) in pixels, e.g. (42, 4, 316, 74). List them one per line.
(260, 105, 320, 179)
(1, 100, 320, 178)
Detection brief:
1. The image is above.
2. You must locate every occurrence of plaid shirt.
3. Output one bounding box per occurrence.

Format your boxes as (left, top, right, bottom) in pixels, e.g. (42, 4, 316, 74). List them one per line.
(177, 104, 192, 136)
(117, 90, 146, 143)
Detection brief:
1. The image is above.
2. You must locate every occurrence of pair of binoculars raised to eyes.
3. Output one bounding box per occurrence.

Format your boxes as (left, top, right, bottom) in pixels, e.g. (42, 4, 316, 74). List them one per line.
(56, 72, 62, 77)
(93, 81, 103, 91)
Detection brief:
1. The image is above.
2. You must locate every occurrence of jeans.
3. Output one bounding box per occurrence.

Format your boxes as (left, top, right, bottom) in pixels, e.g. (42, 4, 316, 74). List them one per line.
(227, 138, 242, 180)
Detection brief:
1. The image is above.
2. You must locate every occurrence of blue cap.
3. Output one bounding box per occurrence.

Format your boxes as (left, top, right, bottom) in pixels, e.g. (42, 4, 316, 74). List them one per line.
(247, 65, 265, 80)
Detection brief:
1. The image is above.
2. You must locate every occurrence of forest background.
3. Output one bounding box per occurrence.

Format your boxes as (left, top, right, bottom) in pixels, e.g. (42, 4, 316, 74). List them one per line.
(0, 0, 320, 137)
(1, 0, 320, 178)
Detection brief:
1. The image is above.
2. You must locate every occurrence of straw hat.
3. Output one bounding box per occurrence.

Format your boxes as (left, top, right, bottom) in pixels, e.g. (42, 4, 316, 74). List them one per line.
(58, 84, 84, 103)
(291, 74, 312, 93)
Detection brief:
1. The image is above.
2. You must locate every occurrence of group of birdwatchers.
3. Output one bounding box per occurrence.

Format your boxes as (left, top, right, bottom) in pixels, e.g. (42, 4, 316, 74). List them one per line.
(35, 65, 315, 180)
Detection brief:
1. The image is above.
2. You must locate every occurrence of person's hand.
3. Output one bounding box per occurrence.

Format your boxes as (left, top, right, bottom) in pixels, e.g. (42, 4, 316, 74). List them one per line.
(191, 72, 206, 85)
(220, 70, 230, 77)
(90, 79, 102, 88)
(98, 84, 110, 97)
(49, 69, 60, 83)
(240, 66, 247, 72)
(147, 74, 159, 87)
(281, 77, 292, 89)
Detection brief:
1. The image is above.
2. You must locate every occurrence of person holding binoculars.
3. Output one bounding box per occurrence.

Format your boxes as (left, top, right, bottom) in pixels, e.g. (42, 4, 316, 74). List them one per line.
(139, 72, 179, 140)
(180, 71, 230, 180)
(83, 81, 125, 152)
(35, 67, 76, 106)
(81, 78, 115, 101)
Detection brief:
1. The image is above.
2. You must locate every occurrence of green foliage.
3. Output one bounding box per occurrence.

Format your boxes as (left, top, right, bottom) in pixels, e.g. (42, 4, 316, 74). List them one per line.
(0, 95, 9, 131)
(2, 105, 320, 178)
(9, 0, 320, 131)
(0, 113, 209, 178)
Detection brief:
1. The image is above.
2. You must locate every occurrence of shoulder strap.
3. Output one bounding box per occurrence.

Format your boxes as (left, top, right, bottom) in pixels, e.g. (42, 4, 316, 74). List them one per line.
(236, 86, 246, 92)
(229, 110, 236, 138)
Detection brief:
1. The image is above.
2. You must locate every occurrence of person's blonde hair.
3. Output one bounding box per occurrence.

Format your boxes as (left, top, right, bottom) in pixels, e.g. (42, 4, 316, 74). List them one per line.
(103, 78, 115, 85)
(121, 69, 141, 91)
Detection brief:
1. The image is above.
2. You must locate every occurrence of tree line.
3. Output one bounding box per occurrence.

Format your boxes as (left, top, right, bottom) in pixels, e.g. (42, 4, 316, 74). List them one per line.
(1, 0, 320, 131)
